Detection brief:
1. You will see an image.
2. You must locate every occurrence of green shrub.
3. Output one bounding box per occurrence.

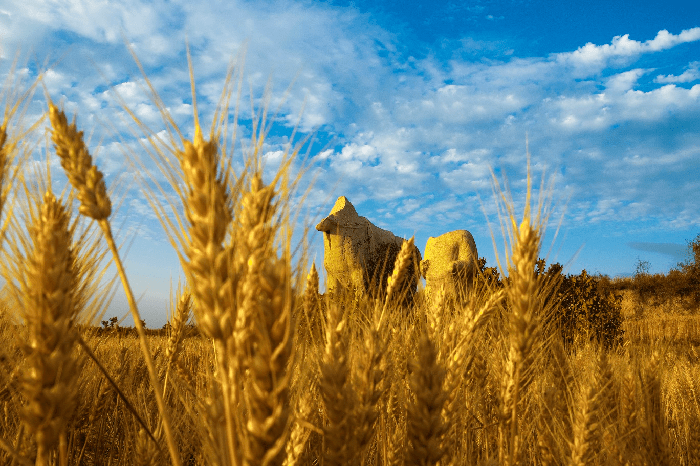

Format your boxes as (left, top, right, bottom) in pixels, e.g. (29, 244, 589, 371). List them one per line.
(476, 258, 624, 349)
(554, 268, 624, 350)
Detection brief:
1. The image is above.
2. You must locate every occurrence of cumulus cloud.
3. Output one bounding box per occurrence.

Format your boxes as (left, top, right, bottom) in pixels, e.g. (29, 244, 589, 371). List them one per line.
(655, 61, 700, 83)
(555, 28, 700, 76)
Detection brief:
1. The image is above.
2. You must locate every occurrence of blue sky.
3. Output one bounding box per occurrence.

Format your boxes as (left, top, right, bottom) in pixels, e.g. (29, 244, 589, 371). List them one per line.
(1, 0, 699, 327)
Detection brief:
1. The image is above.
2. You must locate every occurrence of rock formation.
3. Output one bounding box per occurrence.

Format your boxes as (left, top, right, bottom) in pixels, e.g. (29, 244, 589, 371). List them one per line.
(420, 230, 478, 302)
(315, 196, 421, 300)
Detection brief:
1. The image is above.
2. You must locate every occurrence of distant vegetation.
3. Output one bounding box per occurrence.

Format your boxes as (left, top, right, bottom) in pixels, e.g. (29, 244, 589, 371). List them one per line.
(1, 55, 699, 466)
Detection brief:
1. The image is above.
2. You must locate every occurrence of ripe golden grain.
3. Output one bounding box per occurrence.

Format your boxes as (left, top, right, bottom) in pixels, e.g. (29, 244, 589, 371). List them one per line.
(320, 301, 352, 466)
(352, 315, 385, 456)
(499, 208, 542, 465)
(384, 236, 415, 307)
(19, 191, 77, 466)
(300, 262, 323, 345)
(239, 255, 292, 466)
(235, 171, 277, 367)
(48, 104, 111, 221)
(165, 289, 192, 368)
(407, 333, 446, 466)
(569, 376, 602, 466)
(284, 386, 316, 466)
(180, 127, 235, 345)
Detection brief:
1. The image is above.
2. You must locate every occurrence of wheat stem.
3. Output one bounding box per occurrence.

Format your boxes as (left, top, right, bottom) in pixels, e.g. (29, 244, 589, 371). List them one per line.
(99, 218, 181, 466)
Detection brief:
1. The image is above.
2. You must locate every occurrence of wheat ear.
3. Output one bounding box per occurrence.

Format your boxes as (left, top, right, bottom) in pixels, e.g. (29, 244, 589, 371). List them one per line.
(48, 103, 181, 466)
(19, 192, 77, 466)
(284, 383, 316, 466)
(48, 104, 111, 220)
(497, 162, 542, 466)
(230, 170, 293, 466)
(407, 332, 447, 466)
(441, 290, 503, 455)
(569, 375, 602, 466)
(165, 289, 193, 368)
(385, 386, 406, 466)
(618, 364, 639, 463)
(384, 236, 416, 308)
(180, 126, 235, 344)
(239, 255, 293, 466)
(353, 310, 386, 457)
(235, 172, 276, 358)
(320, 301, 352, 466)
(173, 113, 240, 465)
(163, 288, 192, 400)
(300, 262, 323, 345)
(135, 428, 160, 466)
(536, 337, 574, 465)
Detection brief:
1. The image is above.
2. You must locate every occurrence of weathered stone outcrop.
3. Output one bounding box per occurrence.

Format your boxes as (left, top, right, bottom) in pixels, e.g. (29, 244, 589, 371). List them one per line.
(420, 230, 478, 302)
(315, 196, 421, 299)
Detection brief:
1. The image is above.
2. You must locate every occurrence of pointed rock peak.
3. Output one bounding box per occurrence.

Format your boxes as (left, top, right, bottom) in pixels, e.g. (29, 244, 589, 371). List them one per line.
(330, 196, 358, 217)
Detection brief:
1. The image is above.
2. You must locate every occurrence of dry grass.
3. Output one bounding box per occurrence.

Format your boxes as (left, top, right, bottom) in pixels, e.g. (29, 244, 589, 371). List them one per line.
(1, 49, 700, 466)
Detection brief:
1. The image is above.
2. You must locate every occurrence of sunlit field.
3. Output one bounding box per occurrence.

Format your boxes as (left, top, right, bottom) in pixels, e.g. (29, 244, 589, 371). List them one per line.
(1, 53, 700, 466)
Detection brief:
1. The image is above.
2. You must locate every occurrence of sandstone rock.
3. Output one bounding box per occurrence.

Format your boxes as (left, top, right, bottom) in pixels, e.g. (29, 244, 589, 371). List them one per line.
(420, 230, 478, 302)
(315, 196, 421, 300)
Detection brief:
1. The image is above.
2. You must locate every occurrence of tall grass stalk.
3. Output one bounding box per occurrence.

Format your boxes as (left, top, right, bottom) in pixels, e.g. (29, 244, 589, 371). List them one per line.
(490, 146, 549, 466)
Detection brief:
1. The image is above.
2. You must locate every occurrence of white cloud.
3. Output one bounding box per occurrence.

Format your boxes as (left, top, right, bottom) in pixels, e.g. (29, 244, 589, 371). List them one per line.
(655, 61, 700, 83)
(555, 28, 700, 76)
(605, 68, 648, 93)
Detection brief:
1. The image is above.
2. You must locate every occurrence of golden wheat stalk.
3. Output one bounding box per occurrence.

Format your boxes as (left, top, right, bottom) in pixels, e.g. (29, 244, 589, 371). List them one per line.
(165, 289, 193, 368)
(300, 262, 322, 345)
(48, 104, 111, 221)
(537, 385, 558, 466)
(499, 213, 541, 465)
(174, 118, 241, 465)
(320, 301, 352, 466)
(19, 191, 77, 466)
(384, 236, 416, 307)
(407, 332, 447, 466)
(180, 126, 235, 344)
(352, 312, 386, 457)
(239, 255, 292, 466)
(235, 172, 277, 362)
(48, 103, 181, 466)
(284, 381, 317, 466)
(536, 337, 574, 464)
(486, 144, 550, 466)
(384, 385, 406, 466)
(163, 286, 193, 401)
(569, 379, 602, 466)
(441, 290, 503, 454)
(426, 284, 446, 342)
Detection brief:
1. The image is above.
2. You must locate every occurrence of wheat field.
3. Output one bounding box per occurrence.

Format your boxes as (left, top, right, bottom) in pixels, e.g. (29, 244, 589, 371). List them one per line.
(0, 53, 699, 466)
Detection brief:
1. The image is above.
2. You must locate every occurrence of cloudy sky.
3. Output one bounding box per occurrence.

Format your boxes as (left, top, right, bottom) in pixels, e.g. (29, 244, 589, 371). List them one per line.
(1, 0, 699, 327)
